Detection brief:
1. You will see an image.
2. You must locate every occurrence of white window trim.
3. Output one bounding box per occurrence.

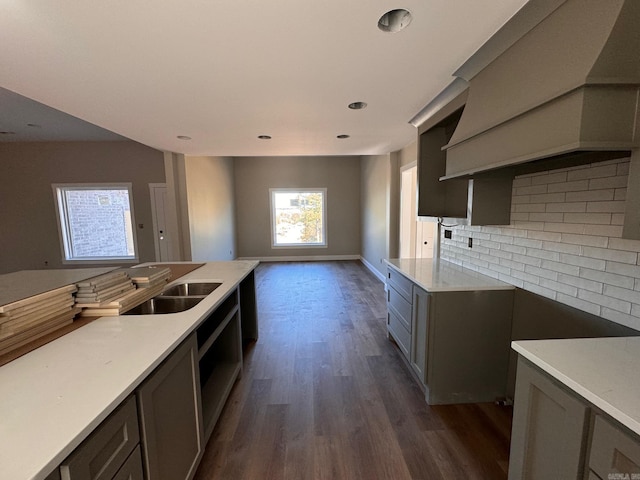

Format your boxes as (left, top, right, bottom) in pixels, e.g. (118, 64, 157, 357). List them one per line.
(269, 188, 328, 249)
(52, 183, 140, 264)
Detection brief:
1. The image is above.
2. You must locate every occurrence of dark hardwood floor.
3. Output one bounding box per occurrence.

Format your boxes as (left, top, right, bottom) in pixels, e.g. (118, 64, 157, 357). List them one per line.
(194, 261, 512, 480)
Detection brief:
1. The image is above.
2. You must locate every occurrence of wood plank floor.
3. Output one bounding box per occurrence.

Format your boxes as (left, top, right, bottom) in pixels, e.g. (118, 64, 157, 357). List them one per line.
(194, 261, 512, 480)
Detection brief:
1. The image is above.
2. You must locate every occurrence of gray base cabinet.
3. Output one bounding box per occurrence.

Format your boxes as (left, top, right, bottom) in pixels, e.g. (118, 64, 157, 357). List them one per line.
(60, 395, 141, 480)
(509, 357, 640, 480)
(386, 267, 514, 404)
(137, 334, 203, 480)
(508, 357, 589, 480)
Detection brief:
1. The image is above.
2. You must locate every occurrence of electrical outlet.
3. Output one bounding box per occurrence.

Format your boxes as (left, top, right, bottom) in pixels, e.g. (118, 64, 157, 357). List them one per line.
(444, 229, 452, 239)
(468, 237, 473, 248)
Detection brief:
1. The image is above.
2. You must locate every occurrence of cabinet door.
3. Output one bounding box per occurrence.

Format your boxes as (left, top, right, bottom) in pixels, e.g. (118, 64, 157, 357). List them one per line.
(61, 395, 140, 480)
(589, 415, 640, 479)
(138, 334, 203, 480)
(410, 286, 430, 385)
(508, 358, 589, 480)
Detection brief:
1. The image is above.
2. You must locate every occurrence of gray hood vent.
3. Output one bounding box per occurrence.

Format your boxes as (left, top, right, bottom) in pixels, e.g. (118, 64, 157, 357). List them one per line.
(443, 0, 640, 179)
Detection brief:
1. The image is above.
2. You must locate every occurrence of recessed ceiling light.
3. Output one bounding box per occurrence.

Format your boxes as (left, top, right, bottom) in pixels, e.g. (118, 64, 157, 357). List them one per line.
(378, 9, 412, 33)
(177, 135, 191, 140)
(258, 135, 272, 140)
(348, 102, 367, 110)
(337, 134, 350, 139)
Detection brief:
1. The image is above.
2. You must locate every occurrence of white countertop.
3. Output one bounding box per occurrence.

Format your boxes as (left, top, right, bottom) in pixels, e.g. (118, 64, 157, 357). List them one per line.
(385, 258, 514, 292)
(512, 337, 640, 436)
(0, 260, 258, 480)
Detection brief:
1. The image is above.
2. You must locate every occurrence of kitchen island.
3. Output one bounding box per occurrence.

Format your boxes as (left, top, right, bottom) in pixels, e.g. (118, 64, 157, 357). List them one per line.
(0, 260, 258, 480)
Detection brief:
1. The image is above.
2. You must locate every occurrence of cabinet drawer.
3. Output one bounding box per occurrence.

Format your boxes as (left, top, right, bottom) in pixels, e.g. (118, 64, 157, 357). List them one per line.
(589, 415, 640, 479)
(387, 267, 413, 303)
(388, 286, 411, 333)
(388, 310, 410, 360)
(61, 395, 140, 480)
(113, 445, 144, 480)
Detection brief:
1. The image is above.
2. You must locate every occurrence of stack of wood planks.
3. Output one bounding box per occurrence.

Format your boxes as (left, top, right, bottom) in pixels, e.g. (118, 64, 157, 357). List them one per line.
(0, 285, 80, 356)
(76, 266, 172, 317)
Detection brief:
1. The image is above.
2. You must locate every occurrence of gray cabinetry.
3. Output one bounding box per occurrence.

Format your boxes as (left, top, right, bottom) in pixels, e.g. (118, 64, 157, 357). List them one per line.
(410, 285, 429, 385)
(509, 357, 640, 480)
(386, 266, 513, 404)
(386, 268, 413, 361)
(137, 334, 203, 480)
(60, 395, 141, 480)
(112, 446, 144, 480)
(589, 415, 640, 479)
(508, 358, 589, 480)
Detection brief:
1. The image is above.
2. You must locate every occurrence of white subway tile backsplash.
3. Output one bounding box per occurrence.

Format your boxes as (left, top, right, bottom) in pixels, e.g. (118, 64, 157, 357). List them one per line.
(603, 285, 640, 305)
(582, 246, 637, 264)
(559, 233, 608, 248)
(531, 171, 568, 185)
(542, 241, 582, 255)
(559, 254, 606, 270)
(566, 189, 615, 202)
(583, 224, 624, 237)
(438, 159, 639, 330)
(601, 308, 640, 331)
(546, 202, 586, 213)
(567, 163, 618, 180)
(580, 268, 634, 289)
(557, 273, 603, 293)
(563, 213, 612, 225)
(586, 201, 626, 213)
(589, 176, 628, 190)
(548, 180, 589, 193)
(578, 289, 631, 314)
(556, 293, 601, 316)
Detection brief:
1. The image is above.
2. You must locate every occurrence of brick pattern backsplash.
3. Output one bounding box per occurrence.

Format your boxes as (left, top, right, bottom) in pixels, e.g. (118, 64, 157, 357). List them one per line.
(440, 157, 640, 331)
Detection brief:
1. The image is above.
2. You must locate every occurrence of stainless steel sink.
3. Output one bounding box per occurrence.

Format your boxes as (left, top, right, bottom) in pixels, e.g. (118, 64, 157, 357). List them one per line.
(124, 296, 204, 315)
(160, 282, 222, 297)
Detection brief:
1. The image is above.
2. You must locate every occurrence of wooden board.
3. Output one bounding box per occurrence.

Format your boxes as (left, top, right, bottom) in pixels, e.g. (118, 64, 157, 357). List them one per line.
(0, 285, 76, 313)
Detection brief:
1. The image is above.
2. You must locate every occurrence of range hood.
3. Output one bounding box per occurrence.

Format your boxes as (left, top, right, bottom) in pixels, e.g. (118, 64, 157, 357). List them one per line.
(443, 0, 640, 179)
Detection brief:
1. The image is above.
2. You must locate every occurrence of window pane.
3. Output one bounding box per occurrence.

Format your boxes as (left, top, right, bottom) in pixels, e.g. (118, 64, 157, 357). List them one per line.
(272, 190, 325, 246)
(56, 185, 137, 261)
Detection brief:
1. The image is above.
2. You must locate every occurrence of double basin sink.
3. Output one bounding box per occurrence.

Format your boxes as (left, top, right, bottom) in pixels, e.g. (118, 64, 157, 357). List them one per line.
(124, 282, 222, 315)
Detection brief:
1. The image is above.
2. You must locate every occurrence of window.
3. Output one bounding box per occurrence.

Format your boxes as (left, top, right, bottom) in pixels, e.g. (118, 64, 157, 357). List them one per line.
(53, 184, 138, 262)
(270, 188, 327, 247)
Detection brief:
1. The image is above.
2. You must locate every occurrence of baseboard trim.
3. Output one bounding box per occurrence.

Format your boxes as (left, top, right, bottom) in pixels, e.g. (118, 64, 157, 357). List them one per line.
(237, 255, 361, 262)
(360, 257, 386, 283)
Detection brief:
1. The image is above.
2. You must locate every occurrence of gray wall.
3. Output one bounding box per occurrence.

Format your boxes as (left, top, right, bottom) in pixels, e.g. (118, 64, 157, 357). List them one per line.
(234, 156, 361, 259)
(0, 141, 165, 274)
(184, 156, 236, 261)
(361, 154, 391, 278)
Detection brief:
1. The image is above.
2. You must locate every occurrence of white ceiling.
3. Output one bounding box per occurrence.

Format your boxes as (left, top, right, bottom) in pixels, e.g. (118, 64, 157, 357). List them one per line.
(0, 0, 528, 156)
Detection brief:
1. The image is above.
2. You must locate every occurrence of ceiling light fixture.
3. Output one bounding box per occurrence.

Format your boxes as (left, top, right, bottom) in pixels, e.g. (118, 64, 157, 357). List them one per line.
(258, 135, 272, 140)
(177, 135, 191, 140)
(378, 9, 412, 33)
(337, 134, 350, 139)
(348, 102, 367, 110)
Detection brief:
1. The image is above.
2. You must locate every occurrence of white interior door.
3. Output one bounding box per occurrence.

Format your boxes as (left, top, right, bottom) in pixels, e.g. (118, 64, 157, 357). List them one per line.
(416, 220, 436, 258)
(399, 165, 417, 258)
(149, 183, 171, 262)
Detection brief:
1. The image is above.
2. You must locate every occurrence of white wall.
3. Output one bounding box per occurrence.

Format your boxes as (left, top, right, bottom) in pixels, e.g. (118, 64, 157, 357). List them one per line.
(441, 157, 640, 331)
(185, 156, 236, 261)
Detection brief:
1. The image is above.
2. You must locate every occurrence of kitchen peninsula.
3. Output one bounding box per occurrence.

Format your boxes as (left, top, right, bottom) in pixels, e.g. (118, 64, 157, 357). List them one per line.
(0, 260, 258, 480)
